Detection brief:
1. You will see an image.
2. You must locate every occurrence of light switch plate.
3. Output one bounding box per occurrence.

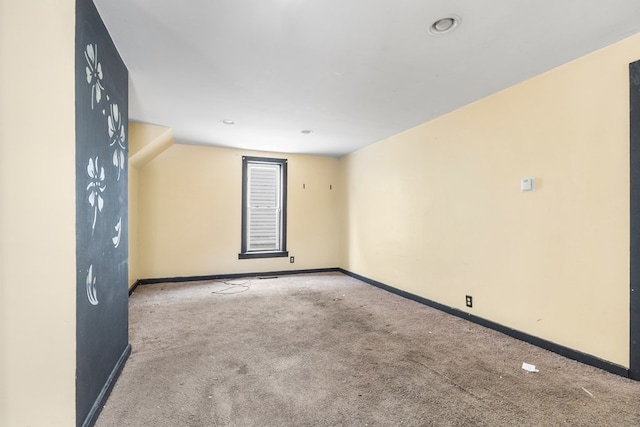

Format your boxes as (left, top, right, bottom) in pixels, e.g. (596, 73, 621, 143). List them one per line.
(520, 177, 535, 192)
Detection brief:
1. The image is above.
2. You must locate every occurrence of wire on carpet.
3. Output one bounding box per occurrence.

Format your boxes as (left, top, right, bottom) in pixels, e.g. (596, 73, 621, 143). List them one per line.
(210, 279, 253, 295)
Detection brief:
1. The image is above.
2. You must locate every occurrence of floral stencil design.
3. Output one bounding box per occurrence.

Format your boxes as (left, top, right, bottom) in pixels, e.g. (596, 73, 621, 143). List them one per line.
(112, 149, 126, 181)
(86, 264, 99, 306)
(80, 36, 127, 312)
(108, 103, 126, 180)
(112, 217, 122, 248)
(85, 44, 104, 109)
(87, 157, 106, 231)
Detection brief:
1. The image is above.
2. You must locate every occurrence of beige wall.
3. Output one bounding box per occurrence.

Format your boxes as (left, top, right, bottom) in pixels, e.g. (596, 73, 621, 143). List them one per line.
(0, 0, 76, 425)
(129, 165, 140, 287)
(340, 33, 640, 368)
(136, 145, 340, 279)
(128, 123, 174, 287)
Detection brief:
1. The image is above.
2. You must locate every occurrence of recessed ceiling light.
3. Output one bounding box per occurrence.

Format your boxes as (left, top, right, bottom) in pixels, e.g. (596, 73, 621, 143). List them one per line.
(301, 130, 312, 134)
(221, 119, 235, 125)
(428, 15, 460, 35)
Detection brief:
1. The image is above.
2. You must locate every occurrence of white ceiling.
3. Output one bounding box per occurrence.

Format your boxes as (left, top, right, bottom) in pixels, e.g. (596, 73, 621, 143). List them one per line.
(94, 0, 640, 157)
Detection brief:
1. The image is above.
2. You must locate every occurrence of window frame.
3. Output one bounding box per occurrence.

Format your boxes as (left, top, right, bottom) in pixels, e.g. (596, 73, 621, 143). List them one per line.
(238, 156, 288, 259)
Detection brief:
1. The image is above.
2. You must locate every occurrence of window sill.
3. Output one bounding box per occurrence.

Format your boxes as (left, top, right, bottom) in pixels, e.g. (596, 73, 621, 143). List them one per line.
(238, 251, 289, 260)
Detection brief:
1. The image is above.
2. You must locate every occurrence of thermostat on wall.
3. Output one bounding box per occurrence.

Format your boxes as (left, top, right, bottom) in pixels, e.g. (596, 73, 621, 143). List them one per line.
(520, 177, 535, 192)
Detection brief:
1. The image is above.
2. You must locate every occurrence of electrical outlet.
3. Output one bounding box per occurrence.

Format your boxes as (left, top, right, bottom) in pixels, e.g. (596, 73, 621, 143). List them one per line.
(290, 256, 294, 263)
(465, 295, 473, 308)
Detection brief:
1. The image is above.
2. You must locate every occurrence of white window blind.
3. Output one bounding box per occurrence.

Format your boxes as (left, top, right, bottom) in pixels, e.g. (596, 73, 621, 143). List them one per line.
(247, 162, 281, 251)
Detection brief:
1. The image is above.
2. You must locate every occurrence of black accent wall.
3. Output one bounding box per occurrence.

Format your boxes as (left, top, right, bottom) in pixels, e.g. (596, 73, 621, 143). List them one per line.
(75, 1, 129, 425)
(630, 59, 640, 380)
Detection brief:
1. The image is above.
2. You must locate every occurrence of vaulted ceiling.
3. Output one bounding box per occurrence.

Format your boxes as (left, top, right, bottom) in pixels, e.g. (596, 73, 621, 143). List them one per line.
(95, 0, 640, 157)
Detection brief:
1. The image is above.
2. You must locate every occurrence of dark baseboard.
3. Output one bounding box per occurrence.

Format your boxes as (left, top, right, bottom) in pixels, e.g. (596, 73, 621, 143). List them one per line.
(81, 343, 132, 427)
(134, 267, 341, 287)
(339, 269, 631, 380)
(128, 280, 141, 296)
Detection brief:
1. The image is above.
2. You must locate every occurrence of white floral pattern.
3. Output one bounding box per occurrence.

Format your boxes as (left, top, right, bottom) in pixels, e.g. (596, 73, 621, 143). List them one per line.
(81, 37, 127, 310)
(112, 149, 126, 181)
(112, 217, 122, 248)
(86, 264, 99, 306)
(84, 44, 104, 110)
(87, 157, 106, 231)
(108, 103, 126, 180)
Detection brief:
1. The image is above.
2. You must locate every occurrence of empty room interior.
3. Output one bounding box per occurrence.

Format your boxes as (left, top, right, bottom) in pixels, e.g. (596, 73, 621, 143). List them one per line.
(4, 0, 640, 426)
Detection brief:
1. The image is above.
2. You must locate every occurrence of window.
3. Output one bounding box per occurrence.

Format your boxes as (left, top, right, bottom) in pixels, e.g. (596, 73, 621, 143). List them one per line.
(239, 156, 288, 259)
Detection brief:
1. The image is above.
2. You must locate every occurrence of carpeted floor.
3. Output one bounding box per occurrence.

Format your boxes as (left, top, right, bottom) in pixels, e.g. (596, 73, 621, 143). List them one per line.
(96, 272, 640, 426)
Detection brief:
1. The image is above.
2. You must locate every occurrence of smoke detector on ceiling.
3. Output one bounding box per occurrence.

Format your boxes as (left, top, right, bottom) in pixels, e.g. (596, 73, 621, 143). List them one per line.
(428, 15, 461, 35)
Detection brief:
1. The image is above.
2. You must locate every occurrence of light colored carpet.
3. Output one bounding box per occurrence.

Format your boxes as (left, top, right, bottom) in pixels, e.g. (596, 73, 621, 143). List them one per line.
(96, 272, 640, 426)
